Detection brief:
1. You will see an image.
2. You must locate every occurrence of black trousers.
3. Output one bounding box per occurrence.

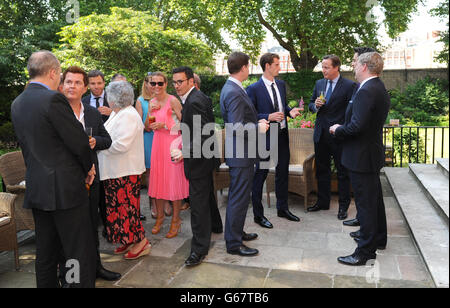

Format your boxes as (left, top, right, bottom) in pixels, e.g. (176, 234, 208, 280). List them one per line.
(314, 130, 351, 210)
(252, 128, 290, 217)
(349, 171, 387, 259)
(33, 204, 96, 288)
(189, 172, 223, 255)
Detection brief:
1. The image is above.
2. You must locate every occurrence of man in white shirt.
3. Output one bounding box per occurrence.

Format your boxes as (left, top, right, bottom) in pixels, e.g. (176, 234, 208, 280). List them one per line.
(247, 53, 302, 229)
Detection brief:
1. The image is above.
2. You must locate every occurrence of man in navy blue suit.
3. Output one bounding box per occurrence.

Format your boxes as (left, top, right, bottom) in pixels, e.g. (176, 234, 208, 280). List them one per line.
(247, 53, 302, 228)
(220, 52, 269, 257)
(330, 52, 390, 265)
(307, 55, 357, 220)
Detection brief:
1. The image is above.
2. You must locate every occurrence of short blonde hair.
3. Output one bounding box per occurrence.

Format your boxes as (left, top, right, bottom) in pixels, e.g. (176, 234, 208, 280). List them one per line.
(358, 52, 384, 75)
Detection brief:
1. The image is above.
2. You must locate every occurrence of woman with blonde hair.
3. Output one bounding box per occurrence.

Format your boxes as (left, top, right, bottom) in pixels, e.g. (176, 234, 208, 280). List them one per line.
(147, 72, 189, 238)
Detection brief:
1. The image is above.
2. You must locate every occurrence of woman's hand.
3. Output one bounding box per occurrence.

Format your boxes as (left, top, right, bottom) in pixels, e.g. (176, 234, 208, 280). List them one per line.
(149, 122, 165, 130)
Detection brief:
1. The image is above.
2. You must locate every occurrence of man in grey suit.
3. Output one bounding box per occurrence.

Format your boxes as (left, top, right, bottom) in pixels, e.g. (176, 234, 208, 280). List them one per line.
(220, 52, 269, 256)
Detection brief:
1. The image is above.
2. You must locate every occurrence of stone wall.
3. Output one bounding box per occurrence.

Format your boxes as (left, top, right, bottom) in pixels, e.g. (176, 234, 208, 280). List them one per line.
(341, 68, 449, 91)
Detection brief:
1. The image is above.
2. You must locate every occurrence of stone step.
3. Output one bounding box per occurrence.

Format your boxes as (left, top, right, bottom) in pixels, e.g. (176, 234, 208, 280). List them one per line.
(436, 158, 449, 178)
(409, 164, 449, 223)
(384, 167, 449, 288)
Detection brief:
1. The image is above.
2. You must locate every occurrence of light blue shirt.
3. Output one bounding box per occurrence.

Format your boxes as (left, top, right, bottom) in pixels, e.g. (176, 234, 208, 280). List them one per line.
(89, 91, 105, 108)
(29, 81, 50, 90)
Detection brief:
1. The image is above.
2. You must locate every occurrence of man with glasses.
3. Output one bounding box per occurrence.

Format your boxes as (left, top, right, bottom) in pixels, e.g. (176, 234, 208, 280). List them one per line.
(171, 66, 223, 266)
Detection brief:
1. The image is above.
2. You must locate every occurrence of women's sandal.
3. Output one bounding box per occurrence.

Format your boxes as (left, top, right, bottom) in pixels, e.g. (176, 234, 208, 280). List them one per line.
(114, 243, 134, 255)
(124, 240, 151, 260)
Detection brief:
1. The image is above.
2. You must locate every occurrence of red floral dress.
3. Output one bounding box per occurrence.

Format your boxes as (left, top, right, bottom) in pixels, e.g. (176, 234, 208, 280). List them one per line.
(103, 175, 145, 245)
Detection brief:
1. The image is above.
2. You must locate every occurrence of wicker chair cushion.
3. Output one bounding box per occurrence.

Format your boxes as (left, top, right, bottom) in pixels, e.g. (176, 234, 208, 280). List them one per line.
(268, 164, 303, 176)
(0, 216, 11, 227)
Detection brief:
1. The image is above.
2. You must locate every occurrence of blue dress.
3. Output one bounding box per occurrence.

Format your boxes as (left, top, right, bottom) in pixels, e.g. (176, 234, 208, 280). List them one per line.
(139, 97, 154, 169)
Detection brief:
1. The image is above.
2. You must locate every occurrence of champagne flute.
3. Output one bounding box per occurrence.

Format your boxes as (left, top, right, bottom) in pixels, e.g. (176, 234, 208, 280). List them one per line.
(85, 127, 93, 139)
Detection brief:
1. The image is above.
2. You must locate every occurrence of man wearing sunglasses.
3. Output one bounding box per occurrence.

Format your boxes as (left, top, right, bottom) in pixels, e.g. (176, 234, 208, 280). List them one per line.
(171, 66, 223, 267)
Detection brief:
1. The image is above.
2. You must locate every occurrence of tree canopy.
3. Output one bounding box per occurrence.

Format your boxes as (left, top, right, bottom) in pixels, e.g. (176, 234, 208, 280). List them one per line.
(430, 1, 449, 66)
(54, 7, 214, 85)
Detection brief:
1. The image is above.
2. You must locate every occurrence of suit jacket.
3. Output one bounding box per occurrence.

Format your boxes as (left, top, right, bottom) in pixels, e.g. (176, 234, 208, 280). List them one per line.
(220, 80, 259, 168)
(309, 76, 357, 143)
(11, 83, 93, 211)
(83, 103, 112, 183)
(335, 77, 391, 173)
(82, 93, 110, 123)
(181, 88, 219, 180)
(246, 78, 292, 149)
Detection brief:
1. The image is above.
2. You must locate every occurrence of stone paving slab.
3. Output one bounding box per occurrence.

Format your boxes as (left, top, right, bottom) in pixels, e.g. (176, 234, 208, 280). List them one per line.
(0, 175, 437, 288)
(385, 167, 449, 288)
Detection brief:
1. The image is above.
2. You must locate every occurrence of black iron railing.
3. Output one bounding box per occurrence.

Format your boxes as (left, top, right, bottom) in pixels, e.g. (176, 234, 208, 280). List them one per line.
(383, 126, 449, 167)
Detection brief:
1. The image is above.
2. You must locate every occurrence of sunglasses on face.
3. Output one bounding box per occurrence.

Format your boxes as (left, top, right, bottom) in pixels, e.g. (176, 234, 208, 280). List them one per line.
(150, 81, 165, 87)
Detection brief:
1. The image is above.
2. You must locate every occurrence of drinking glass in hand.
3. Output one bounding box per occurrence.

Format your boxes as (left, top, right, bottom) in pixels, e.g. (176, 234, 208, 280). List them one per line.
(85, 127, 93, 139)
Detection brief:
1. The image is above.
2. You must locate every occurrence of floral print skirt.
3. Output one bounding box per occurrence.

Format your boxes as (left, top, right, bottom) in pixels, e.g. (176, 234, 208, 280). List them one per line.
(103, 175, 145, 245)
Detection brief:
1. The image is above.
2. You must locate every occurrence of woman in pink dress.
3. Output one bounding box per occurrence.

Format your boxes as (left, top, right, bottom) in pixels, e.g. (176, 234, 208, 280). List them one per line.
(147, 72, 189, 238)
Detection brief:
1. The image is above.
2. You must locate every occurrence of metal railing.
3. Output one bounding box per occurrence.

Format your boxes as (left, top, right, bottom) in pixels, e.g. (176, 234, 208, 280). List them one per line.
(383, 126, 449, 167)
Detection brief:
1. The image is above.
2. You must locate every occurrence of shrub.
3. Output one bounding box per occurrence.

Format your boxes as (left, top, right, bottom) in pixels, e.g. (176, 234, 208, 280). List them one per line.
(392, 120, 427, 166)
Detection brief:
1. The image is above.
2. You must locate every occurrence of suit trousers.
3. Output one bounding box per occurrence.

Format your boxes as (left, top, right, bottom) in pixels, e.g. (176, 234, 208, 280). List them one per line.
(349, 171, 387, 259)
(252, 128, 290, 218)
(33, 204, 96, 288)
(225, 166, 254, 251)
(98, 181, 107, 229)
(189, 172, 223, 255)
(314, 130, 351, 210)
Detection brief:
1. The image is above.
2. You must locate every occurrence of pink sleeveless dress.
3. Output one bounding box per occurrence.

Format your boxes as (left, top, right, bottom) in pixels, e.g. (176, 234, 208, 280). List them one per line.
(148, 96, 189, 200)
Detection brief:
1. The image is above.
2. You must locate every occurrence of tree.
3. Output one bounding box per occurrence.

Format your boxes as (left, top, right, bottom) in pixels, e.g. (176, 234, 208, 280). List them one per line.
(238, 0, 422, 70)
(54, 7, 214, 85)
(430, 1, 449, 66)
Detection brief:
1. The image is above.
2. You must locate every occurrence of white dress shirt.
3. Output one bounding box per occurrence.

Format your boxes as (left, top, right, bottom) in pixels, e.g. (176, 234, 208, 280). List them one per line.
(72, 102, 85, 129)
(98, 106, 145, 181)
(262, 76, 286, 129)
(228, 77, 245, 91)
(180, 86, 195, 105)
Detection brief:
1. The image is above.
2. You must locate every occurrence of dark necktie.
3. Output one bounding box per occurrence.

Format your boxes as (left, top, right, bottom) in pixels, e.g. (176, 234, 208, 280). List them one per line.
(271, 83, 279, 112)
(95, 97, 100, 108)
(325, 80, 333, 104)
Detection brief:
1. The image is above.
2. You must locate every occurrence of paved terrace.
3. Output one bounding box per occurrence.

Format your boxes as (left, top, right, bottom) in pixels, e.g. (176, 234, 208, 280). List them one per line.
(0, 175, 434, 288)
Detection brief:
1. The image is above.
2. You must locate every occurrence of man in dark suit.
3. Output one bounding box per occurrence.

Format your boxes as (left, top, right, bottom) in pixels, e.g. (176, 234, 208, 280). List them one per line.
(330, 52, 390, 265)
(171, 66, 223, 266)
(342, 46, 377, 228)
(220, 52, 269, 257)
(82, 70, 115, 230)
(11, 51, 97, 288)
(307, 55, 357, 220)
(247, 53, 302, 228)
(60, 66, 121, 282)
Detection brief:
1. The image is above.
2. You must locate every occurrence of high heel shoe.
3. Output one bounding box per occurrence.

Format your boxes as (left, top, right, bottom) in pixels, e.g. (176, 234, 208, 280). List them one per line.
(124, 240, 151, 260)
(152, 216, 164, 234)
(166, 219, 182, 239)
(114, 243, 134, 255)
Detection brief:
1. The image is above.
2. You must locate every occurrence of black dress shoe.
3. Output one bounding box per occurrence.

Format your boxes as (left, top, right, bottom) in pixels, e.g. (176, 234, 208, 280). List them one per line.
(242, 232, 258, 241)
(185, 252, 206, 267)
(307, 204, 329, 212)
(227, 245, 259, 257)
(140, 215, 147, 221)
(338, 209, 348, 220)
(353, 237, 386, 250)
(343, 218, 360, 227)
(277, 210, 300, 222)
(254, 216, 273, 229)
(96, 266, 122, 281)
(350, 230, 361, 238)
(337, 253, 371, 266)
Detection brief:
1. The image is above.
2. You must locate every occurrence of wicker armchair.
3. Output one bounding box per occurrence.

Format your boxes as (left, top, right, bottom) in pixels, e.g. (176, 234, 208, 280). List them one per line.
(266, 128, 317, 212)
(0, 193, 19, 270)
(0, 151, 34, 231)
(213, 129, 230, 202)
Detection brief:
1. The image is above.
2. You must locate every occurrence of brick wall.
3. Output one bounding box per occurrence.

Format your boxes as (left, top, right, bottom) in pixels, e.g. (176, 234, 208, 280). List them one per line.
(341, 68, 449, 91)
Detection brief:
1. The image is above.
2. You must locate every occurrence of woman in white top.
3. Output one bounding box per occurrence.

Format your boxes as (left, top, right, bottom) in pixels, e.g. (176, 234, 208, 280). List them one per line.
(98, 81, 150, 260)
